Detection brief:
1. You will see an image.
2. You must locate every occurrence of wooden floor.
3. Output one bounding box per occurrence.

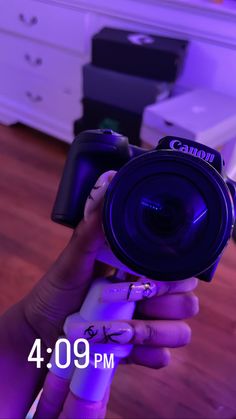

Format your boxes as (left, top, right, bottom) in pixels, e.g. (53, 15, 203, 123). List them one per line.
(0, 124, 236, 419)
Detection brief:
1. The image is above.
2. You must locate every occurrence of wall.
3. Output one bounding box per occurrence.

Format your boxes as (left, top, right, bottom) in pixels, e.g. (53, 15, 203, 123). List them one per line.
(46, 0, 236, 97)
(178, 40, 236, 97)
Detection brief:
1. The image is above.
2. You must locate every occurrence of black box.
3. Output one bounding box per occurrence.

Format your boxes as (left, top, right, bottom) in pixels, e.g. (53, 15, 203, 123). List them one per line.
(83, 64, 171, 114)
(74, 98, 142, 146)
(92, 27, 188, 82)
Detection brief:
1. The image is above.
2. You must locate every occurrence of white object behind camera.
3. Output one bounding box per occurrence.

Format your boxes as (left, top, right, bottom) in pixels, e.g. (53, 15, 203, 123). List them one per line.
(141, 89, 236, 149)
(221, 137, 236, 182)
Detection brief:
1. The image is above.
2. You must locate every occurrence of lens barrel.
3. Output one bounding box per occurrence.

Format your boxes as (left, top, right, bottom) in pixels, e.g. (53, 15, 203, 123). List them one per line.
(103, 150, 234, 281)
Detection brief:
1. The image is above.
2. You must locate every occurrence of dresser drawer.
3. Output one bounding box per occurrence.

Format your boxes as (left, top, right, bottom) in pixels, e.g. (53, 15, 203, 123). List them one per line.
(0, 31, 86, 91)
(0, 64, 82, 123)
(0, 0, 94, 54)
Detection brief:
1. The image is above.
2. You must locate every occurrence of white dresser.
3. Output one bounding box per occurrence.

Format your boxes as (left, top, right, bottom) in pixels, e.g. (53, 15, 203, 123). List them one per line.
(0, 1, 97, 142)
(1, 0, 235, 143)
(0, 0, 148, 142)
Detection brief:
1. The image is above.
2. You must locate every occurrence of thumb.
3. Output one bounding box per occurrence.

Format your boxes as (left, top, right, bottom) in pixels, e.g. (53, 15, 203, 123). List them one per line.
(23, 171, 116, 345)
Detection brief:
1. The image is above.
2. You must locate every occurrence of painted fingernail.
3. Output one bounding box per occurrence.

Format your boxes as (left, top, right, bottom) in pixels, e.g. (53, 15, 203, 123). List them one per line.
(101, 280, 157, 303)
(84, 171, 117, 221)
(66, 321, 134, 344)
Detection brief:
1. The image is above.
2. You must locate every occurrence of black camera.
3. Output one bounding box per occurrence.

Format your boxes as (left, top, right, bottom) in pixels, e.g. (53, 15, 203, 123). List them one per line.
(52, 129, 235, 282)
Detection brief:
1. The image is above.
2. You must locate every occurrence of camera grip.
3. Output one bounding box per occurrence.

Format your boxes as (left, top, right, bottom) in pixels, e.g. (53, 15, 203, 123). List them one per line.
(52, 150, 104, 227)
(51, 130, 132, 228)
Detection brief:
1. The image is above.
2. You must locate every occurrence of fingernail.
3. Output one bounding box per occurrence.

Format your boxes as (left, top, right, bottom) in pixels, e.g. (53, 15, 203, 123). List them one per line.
(66, 321, 134, 344)
(101, 280, 157, 303)
(84, 171, 117, 221)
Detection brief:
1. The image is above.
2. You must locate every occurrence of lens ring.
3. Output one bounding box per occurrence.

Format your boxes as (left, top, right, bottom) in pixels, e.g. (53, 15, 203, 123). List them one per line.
(103, 150, 234, 281)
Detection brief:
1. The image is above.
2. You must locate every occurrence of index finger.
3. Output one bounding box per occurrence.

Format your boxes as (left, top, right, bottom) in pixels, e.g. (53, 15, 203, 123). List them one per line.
(154, 277, 199, 295)
(101, 277, 198, 303)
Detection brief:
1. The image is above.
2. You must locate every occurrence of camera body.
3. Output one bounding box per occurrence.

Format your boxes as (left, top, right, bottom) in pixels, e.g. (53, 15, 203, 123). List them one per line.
(52, 129, 236, 282)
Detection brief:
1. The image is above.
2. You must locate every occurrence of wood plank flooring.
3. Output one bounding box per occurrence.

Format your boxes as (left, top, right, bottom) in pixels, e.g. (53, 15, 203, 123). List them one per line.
(0, 123, 235, 419)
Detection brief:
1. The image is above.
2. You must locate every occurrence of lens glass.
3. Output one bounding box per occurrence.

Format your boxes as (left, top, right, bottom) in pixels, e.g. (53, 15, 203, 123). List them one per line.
(128, 174, 208, 257)
(142, 196, 186, 236)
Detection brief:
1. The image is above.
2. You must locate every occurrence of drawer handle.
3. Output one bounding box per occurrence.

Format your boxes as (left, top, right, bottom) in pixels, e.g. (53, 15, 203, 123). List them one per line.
(164, 120, 174, 127)
(24, 53, 42, 67)
(26, 91, 42, 103)
(19, 13, 38, 27)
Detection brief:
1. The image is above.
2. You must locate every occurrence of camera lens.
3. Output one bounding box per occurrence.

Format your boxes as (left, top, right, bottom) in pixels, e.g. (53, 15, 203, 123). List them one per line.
(103, 150, 234, 281)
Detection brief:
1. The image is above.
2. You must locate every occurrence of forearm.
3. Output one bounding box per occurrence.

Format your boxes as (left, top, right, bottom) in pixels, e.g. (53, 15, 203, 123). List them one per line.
(0, 302, 48, 419)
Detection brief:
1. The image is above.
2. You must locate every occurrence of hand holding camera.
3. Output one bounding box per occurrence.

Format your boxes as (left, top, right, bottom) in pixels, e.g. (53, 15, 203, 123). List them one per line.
(34, 129, 234, 416)
(31, 163, 198, 419)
